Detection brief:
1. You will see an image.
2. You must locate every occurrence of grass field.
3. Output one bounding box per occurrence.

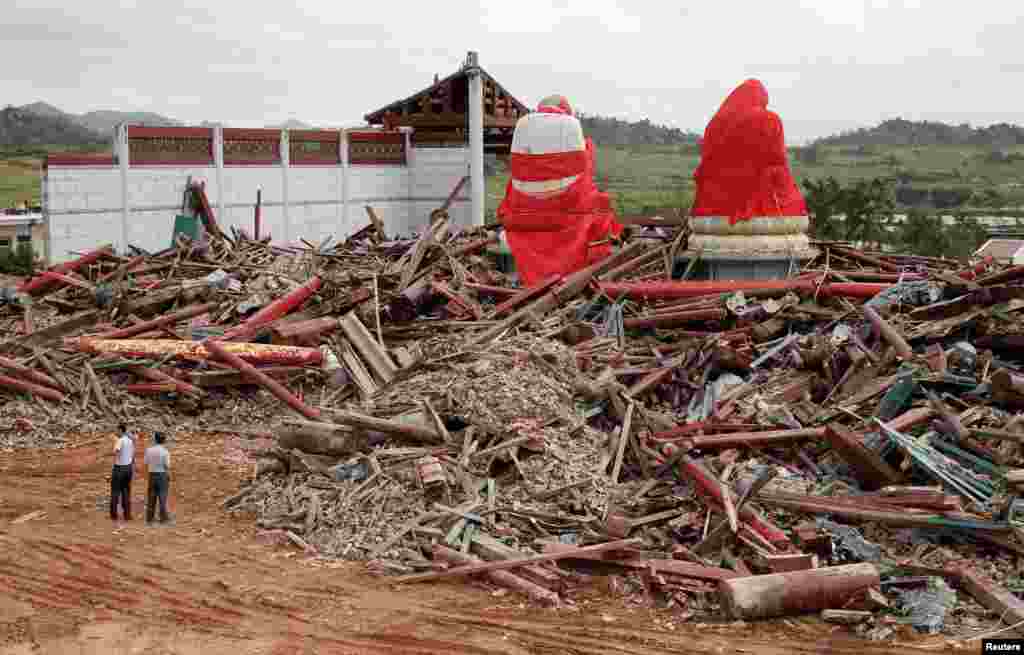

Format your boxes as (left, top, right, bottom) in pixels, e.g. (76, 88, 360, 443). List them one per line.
(0, 158, 42, 209)
(3, 143, 1023, 216)
(489, 143, 1024, 218)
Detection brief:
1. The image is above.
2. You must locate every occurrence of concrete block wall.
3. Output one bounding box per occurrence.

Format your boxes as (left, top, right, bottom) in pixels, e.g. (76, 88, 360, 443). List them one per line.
(42, 129, 471, 264)
(45, 165, 123, 260)
(411, 147, 472, 230)
(127, 166, 218, 252)
(219, 166, 283, 242)
(346, 166, 410, 235)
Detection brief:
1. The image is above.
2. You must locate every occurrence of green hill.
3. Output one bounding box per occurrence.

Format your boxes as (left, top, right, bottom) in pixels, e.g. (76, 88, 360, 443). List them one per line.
(579, 114, 699, 147)
(0, 106, 106, 147)
(815, 118, 1024, 148)
(76, 109, 181, 135)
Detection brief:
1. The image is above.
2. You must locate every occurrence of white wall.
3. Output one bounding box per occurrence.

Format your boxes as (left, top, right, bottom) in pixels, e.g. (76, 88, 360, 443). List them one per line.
(45, 166, 123, 259)
(412, 147, 472, 230)
(127, 166, 218, 252)
(43, 146, 470, 264)
(219, 166, 283, 242)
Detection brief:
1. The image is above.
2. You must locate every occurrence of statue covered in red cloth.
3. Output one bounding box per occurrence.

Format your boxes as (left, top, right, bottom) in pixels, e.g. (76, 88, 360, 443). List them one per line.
(688, 80, 814, 260)
(497, 95, 623, 287)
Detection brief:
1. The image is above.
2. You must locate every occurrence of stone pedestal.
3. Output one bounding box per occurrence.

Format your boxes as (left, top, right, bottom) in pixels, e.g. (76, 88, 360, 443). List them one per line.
(679, 215, 817, 280)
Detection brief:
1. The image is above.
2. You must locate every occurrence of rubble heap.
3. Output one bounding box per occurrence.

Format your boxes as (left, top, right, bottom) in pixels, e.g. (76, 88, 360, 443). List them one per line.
(5, 203, 1024, 642)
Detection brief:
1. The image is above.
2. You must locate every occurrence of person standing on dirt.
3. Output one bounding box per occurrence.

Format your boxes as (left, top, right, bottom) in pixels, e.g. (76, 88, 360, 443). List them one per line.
(110, 423, 135, 521)
(144, 432, 172, 524)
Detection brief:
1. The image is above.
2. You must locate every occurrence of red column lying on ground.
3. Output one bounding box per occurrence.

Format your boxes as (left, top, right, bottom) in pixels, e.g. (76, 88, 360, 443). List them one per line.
(677, 457, 790, 548)
(130, 366, 204, 397)
(491, 274, 562, 318)
(623, 307, 728, 329)
(97, 302, 221, 339)
(18, 246, 112, 296)
(0, 355, 65, 392)
(40, 271, 94, 291)
(204, 339, 321, 421)
(958, 255, 994, 281)
(0, 373, 66, 403)
(598, 280, 891, 301)
(222, 276, 322, 341)
(271, 317, 341, 345)
(68, 337, 324, 367)
(124, 383, 179, 395)
(979, 265, 1024, 287)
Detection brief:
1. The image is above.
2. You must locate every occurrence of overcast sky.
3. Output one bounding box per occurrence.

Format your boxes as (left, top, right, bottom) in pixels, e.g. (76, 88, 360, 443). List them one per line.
(4, 0, 1022, 143)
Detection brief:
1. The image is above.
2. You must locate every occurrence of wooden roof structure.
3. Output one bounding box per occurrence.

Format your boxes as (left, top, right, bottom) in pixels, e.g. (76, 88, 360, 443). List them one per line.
(364, 63, 529, 153)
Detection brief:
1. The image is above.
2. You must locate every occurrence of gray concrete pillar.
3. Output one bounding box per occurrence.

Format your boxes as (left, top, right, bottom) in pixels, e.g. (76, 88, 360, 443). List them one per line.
(467, 51, 485, 228)
(117, 124, 130, 254)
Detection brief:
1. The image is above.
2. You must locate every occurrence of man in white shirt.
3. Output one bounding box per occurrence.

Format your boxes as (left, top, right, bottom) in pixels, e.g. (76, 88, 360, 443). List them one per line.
(110, 423, 135, 521)
(144, 432, 172, 524)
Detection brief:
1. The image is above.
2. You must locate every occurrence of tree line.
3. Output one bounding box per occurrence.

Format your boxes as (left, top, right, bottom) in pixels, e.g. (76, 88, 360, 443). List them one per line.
(578, 114, 699, 147)
(803, 176, 990, 260)
(814, 118, 1024, 148)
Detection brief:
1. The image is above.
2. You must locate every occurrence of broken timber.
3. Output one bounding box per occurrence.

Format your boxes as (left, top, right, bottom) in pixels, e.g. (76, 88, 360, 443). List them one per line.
(395, 539, 641, 584)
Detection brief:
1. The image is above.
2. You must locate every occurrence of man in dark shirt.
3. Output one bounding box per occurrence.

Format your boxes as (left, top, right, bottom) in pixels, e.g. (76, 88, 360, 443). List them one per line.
(110, 423, 135, 521)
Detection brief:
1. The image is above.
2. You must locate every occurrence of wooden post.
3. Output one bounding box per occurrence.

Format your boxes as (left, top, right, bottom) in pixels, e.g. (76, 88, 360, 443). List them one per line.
(223, 276, 322, 341)
(824, 424, 902, 490)
(610, 400, 634, 483)
(863, 306, 914, 361)
(97, 302, 220, 339)
(0, 373, 66, 403)
(338, 311, 398, 383)
(0, 355, 64, 392)
(677, 457, 790, 547)
(396, 538, 640, 584)
(432, 545, 560, 607)
(687, 427, 827, 451)
(278, 420, 366, 457)
(19, 245, 112, 295)
(68, 337, 323, 367)
(719, 563, 879, 620)
(130, 365, 204, 397)
(204, 339, 321, 421)
(327, 409, 442, 445)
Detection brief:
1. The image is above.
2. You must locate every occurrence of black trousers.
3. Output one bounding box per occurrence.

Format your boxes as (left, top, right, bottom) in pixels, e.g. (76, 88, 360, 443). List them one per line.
(146, 472, 170, 523)
(110, 464, 133, 519)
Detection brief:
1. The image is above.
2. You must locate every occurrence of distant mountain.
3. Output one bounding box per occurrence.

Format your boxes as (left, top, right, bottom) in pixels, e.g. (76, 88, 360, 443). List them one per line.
(815, 118, 1024, 148)
(77, 110, 181, 135)
(18, 101, 69, 121)
(579, 114, 699, 147)
(0, 105, 106, 147)
(11, 102, 181, 143)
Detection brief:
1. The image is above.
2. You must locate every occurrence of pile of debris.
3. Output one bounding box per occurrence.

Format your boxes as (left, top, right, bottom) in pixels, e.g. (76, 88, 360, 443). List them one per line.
(6, 199, 1024, 641)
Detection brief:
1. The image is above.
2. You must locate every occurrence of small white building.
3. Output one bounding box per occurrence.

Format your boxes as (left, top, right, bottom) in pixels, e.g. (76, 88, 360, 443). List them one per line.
(975, 238, 1024, 265)
(0, 212, 46, 261)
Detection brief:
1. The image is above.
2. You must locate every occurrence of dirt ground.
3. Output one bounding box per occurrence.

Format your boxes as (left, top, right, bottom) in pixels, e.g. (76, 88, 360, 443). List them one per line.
(0, 431, 961, 654)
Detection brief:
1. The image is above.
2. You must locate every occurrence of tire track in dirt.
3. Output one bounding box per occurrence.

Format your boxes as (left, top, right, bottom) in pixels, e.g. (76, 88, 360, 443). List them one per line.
(0, 534, 286, 633)
(356, 607, 944, 655)
(2, 432, 947, 654)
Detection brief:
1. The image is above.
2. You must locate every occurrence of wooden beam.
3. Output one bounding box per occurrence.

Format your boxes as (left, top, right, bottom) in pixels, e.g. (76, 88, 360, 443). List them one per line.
(395, 539, 640, 584)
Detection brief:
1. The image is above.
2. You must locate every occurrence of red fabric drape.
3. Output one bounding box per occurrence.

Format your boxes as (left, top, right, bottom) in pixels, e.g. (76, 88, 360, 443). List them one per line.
(691, 79, 807, 225)
(498, 137, 622, 286)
